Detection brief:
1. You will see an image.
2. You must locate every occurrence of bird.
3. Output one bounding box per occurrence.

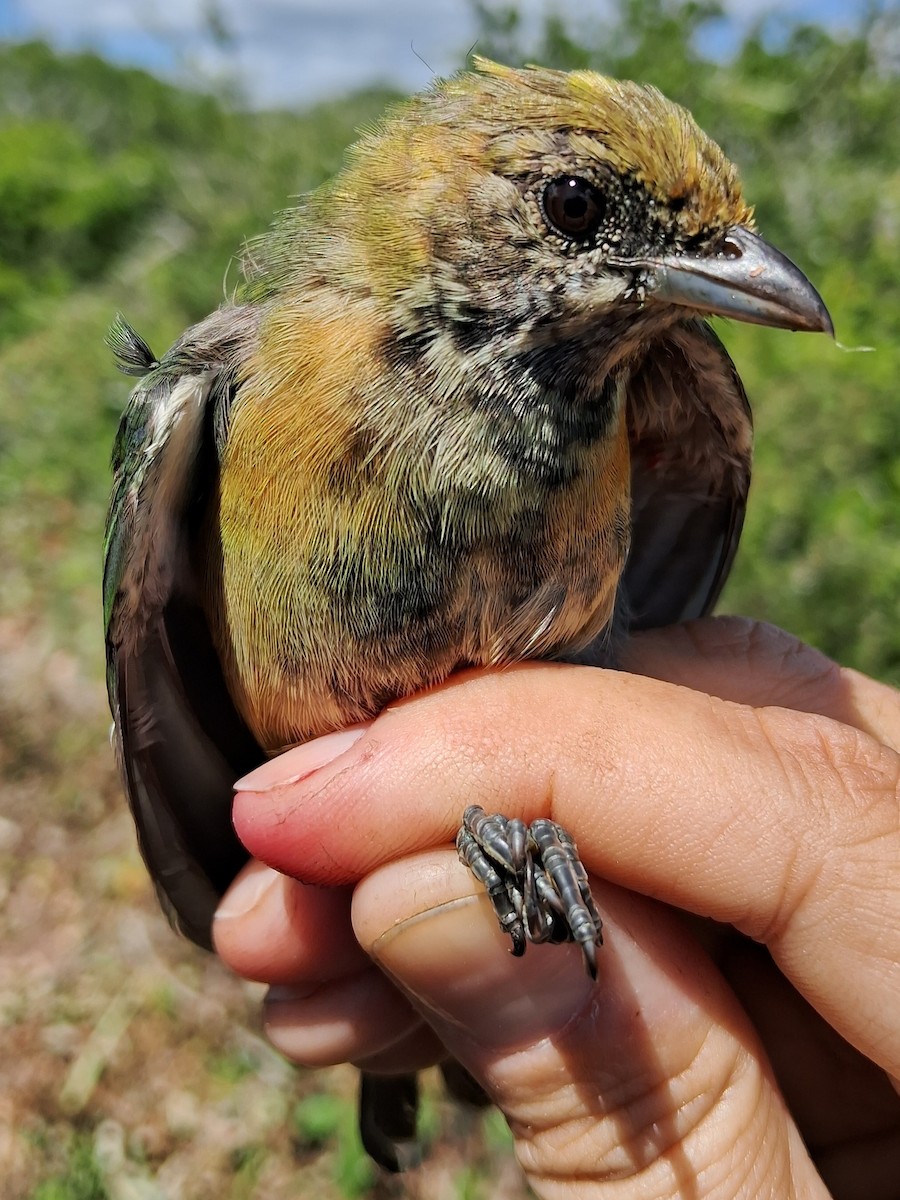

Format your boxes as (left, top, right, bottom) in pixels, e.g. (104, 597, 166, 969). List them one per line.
(103, 58, 832, 1172)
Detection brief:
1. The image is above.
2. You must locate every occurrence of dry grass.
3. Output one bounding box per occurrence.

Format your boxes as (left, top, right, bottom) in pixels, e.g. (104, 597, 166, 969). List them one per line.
(0, 279, 530, 1200)
(0, 617, 530, 1200)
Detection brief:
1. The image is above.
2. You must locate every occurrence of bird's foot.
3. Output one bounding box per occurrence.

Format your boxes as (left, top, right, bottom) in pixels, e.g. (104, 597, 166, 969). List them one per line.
(456, 805, 603, 979)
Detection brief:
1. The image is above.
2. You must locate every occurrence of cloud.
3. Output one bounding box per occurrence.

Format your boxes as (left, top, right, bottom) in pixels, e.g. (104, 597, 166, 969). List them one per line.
(1, 0, 860, 107)
(3, 0, 528, 101)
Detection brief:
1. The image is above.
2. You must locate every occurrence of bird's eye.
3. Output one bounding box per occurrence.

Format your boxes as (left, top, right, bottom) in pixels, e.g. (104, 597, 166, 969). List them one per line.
(541, 176, 605, 240)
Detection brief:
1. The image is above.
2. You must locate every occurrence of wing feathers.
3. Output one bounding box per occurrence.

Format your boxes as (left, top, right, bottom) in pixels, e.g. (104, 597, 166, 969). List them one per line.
(117, 615, 255, 947)
(621, 320, 752, 629)
(105, 310, 263, 948)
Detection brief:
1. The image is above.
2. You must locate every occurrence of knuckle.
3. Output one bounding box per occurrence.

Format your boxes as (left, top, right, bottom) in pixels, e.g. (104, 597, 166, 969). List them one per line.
(751, 707, 900, 941)
(706, 616, 845, 708)
(753, 705, 900, 820)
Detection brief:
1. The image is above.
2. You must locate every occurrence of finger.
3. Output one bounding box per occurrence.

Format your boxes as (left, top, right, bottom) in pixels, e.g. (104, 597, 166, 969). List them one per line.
(262, 966, 437, 1069)
(233, 665, 900, 1081)
(215, 863, 446, 1072)
(352, 1026, 448, 1075)
(621, 616, 900, 750)
(213, 859, 368, 985)
(353, 850, 828, 1199)
(720, 939, 900, 1197)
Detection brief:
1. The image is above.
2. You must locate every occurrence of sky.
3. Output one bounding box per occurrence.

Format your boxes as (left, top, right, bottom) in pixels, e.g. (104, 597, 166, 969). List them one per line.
(0, 0, 870, 107)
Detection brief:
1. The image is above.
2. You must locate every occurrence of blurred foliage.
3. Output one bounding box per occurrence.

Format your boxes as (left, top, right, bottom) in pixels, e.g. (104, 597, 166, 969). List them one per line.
(292, 1095, 376, 1197)
(30, 1133, 109, 1200)
(2, 3, 898, 686)
(0, 39, 397, 661)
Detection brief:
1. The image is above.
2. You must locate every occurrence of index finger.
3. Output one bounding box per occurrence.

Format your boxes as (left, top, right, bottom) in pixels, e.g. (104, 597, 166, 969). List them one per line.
(233, 659, 900, 1082)
(621, 616, 900, 751)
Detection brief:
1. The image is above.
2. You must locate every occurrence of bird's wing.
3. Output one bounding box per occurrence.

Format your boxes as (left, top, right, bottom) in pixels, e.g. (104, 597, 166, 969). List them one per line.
(620, 319, 752, 630)
(104, 309, 263, 949)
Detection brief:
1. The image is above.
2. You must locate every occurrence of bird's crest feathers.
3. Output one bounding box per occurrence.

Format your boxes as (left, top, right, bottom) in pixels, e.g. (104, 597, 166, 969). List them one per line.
(447, 58, 751, 229)
(247, 59, 751, 303)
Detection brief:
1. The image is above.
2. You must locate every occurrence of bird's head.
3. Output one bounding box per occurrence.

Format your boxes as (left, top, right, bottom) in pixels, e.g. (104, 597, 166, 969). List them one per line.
(258, 58, 831, 365)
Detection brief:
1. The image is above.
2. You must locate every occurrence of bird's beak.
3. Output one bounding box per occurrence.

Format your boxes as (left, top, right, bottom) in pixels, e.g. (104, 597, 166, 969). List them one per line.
(618, 225, 834, 335)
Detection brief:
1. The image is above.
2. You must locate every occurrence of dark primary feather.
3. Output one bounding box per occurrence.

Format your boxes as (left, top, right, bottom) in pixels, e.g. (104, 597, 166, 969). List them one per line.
(621, 320, 751, 630)
(104, 308, 262, 945)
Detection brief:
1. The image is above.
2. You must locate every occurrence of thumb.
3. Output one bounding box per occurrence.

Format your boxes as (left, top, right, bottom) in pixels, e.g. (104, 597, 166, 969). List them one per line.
(352, 849, 826, 1199)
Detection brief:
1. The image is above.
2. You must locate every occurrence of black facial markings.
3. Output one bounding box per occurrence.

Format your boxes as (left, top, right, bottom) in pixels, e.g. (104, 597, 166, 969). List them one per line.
(517, 157, 713, 262)
(469, 359, 618, 488)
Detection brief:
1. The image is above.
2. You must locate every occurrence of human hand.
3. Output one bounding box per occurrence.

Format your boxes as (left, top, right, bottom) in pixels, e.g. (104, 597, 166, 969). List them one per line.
(213, 617, 900, 1198)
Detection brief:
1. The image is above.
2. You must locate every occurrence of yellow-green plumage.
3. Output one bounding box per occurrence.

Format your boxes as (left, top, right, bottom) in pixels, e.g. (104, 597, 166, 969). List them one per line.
(211, 291, 630, 751)
(105, 58, 831, 1168)
(204, 59, 755, 751)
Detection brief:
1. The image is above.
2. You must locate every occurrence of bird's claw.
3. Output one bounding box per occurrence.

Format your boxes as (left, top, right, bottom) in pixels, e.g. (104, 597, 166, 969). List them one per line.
(456, 805, 603, 978)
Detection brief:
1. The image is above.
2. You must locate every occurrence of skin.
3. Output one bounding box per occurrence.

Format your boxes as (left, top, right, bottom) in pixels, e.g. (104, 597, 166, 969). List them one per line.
(213, 617, 900, 1199)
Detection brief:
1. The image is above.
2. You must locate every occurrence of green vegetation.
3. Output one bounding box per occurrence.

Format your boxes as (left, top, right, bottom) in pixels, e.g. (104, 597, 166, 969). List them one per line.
(2, 3, 899, 685)
(293, 1095, 376, 1196)
(0, 39, 396, 662)
(30, 1134, 109, 1200)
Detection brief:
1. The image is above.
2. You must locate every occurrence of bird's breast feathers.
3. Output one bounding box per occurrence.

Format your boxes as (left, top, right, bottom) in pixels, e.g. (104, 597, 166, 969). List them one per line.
(205, 301, 631, 751)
